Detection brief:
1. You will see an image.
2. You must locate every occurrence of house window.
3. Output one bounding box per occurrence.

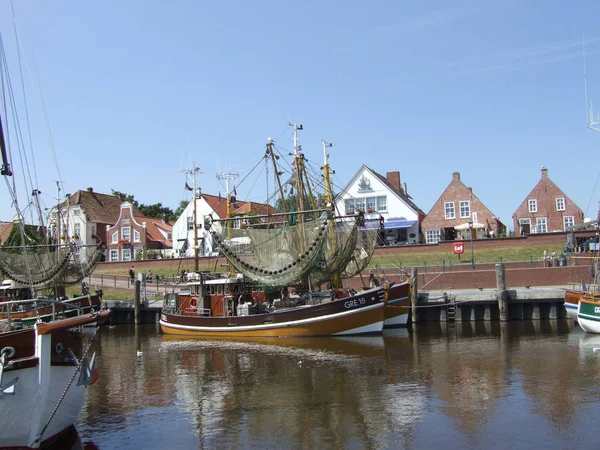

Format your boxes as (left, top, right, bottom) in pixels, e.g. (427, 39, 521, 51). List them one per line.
(444, 202, 455, 219)
(355, 198, 365, 212)
(459, 201, 470, 218)
(345, 199, 355, 215)
(134, 230, 140, 242)
(366, 197, 376, 213)
(167, 232, 172, 240)
(536, 217, 547, 233)
(556, 198, 565, 211)
(122, 248, 132, 261)
(233, 219, 241, 229)
(376, 196, 387, 212)
(563, 216, 574, 231)
(187, 216, 194, 230)
(528, 199, 537, 213)
(121, 227, 131, 242)
(73, 209, 80, 216)
(109, 249, 118, 262)
(111, 231, 118, 244)
(74, 223, 81, 236)
(426, 229, 440, 244)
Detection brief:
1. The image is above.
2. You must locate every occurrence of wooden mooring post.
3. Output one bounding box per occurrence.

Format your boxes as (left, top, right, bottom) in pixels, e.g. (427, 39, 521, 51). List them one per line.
(411, 267, 418, 324)
(134, 279, 141, 324)
(496, 263, 508, 321)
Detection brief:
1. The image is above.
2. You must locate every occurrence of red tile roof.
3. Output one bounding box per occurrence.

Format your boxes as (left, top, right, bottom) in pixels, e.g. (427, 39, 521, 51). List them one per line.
(66, 189, 141, 224)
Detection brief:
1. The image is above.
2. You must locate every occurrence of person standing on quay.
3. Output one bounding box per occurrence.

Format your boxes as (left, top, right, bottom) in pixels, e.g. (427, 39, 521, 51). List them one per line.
(129, 266, 135, 282)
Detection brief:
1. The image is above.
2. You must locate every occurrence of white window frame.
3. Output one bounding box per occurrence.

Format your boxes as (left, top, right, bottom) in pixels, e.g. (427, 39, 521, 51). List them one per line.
(109, 249, 118, 262)
(187, 216, 194, 230)
(376, 196, 387, 212)
(121, 226, 131, 242)
(74, 223, 81, 236)
(111, 231, 118, 244)
(444, 202, 455, 219)
(528, 199, 537, 213)
(366, 197, 376, 213)
(426, 229, 440, 244)
(536, 217, 547, 233)
(134, 230, 141, 242)
(345, 199, 355, 215)
(459, 201, 470, 218)
(122, 248, 132, 261)
(556, 197, 565, 211)
(355, 198, 365, 212)
(563, 216, 574, 231)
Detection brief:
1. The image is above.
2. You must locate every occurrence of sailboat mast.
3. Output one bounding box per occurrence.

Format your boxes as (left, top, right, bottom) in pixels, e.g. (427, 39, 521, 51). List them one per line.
(322, 140, 339, 288)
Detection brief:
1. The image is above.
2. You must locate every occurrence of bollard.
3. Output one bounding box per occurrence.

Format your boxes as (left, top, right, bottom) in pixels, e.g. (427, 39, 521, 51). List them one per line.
(411, 268, 418, 324)
(495, 263, 508, 321)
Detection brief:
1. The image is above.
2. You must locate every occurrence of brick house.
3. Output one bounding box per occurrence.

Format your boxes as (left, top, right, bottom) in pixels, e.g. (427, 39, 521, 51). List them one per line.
(105, 202, 173, 262)
(512, 166, 584, 234)
(335, 166, 425, 245)
(422, 172, 506, 244)
(46, 187, 141, 257)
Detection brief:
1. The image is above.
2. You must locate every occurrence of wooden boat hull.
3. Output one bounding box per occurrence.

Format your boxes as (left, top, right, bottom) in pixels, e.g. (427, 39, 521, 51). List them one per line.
(0, 311, 109, 448)
(383, 282, 411, 328)
(160, 286, 390, 337)
(564, 289, 584, 321)
(577, 294, 600, 334)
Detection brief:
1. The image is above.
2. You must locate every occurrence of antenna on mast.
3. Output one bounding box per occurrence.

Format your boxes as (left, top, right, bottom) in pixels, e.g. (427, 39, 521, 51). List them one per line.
(584, 37, 600, 132)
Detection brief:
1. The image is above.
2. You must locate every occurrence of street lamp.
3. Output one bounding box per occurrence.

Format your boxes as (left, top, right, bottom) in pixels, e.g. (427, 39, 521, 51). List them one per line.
(468, 220, 475, 270)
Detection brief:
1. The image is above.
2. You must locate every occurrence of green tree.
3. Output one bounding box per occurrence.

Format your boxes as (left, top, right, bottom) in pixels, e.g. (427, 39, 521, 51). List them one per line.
(111, 190, 175, 220)
(174, 200, 188, 220)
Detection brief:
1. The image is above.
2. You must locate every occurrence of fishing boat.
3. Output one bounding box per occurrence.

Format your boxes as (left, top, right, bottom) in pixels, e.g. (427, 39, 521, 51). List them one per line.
(0, 16, 110, 448)
(161, 124, 410, 337)
(576, 292, 600, 334)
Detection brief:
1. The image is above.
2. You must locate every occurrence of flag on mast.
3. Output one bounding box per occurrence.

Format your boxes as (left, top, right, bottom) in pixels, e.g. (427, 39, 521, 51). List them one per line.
(184, 182, 193, 191)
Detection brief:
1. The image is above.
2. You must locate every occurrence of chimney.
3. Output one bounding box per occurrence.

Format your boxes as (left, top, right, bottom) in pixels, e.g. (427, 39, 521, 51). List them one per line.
(386, 171, 402, 193)
(541, 165, 548, 179)
(87, 187, 93, 193)
(452, 172, 460, 181)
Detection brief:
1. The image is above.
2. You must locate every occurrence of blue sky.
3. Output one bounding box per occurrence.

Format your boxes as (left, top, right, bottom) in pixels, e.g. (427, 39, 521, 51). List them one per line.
(1, 0, 600, 231)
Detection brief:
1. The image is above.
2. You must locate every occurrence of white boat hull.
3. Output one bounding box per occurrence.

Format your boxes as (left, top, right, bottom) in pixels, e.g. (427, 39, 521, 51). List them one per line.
(0, 365, 86, 448)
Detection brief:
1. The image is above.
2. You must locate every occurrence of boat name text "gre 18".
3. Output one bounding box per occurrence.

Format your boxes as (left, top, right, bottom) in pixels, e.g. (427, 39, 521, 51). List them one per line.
(344, 297, 368, 309)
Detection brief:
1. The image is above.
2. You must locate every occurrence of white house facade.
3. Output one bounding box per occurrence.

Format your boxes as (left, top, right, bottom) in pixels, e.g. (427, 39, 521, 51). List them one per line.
(171, 191, 223, 258)
(334, 166, 424, 245)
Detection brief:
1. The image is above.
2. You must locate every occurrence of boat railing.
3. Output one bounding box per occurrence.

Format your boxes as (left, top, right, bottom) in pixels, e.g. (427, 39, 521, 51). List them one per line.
(0, 297, 92, 326)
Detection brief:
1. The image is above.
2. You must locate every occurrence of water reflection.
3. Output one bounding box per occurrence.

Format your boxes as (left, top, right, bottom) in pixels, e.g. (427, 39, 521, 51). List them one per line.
(75, 321, 600, 449)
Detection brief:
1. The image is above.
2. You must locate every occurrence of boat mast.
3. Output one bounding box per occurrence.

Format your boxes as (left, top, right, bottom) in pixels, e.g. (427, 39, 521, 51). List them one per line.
(290, 120, 305, 217)
(180, 162, 202, 272)
(322, 139, 339, 288)
(0, 105, 11, 176)
(266, 138, 287, 212)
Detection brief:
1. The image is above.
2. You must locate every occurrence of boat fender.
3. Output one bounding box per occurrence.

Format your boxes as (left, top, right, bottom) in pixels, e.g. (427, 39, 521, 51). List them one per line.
(1, 346, 15, 360)
(190, 297, 198, 308)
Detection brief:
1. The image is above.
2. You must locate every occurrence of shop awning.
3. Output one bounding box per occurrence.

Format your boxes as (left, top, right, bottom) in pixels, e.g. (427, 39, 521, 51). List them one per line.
(454, 222, 485, 231)
(384, 219, 416, 230)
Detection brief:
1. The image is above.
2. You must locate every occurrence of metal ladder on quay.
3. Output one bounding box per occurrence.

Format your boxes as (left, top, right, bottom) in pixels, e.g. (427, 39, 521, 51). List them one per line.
(446, 296, 456, 322)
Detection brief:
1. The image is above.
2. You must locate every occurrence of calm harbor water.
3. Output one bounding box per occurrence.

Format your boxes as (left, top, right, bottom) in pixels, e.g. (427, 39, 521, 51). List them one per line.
(64, 320, 600, 449)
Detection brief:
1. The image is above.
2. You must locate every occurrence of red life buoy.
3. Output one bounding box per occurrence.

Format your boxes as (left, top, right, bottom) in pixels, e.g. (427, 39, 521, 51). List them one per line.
(190, 296, 198, 308)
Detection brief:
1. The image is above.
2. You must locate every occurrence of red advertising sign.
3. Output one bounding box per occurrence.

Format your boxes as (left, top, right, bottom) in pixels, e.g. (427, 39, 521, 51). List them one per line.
(453, 242, 465, 255)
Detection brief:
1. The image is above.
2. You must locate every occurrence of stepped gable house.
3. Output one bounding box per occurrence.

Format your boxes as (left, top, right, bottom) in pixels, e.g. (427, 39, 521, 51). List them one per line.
(421, 172, 506, 244)
(47, 187, 141, 251)
(105, 202, 173, 262)
(512, 166, 583, 234)
(171, 189, 278, 257)
(335, 165, 425, 245)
